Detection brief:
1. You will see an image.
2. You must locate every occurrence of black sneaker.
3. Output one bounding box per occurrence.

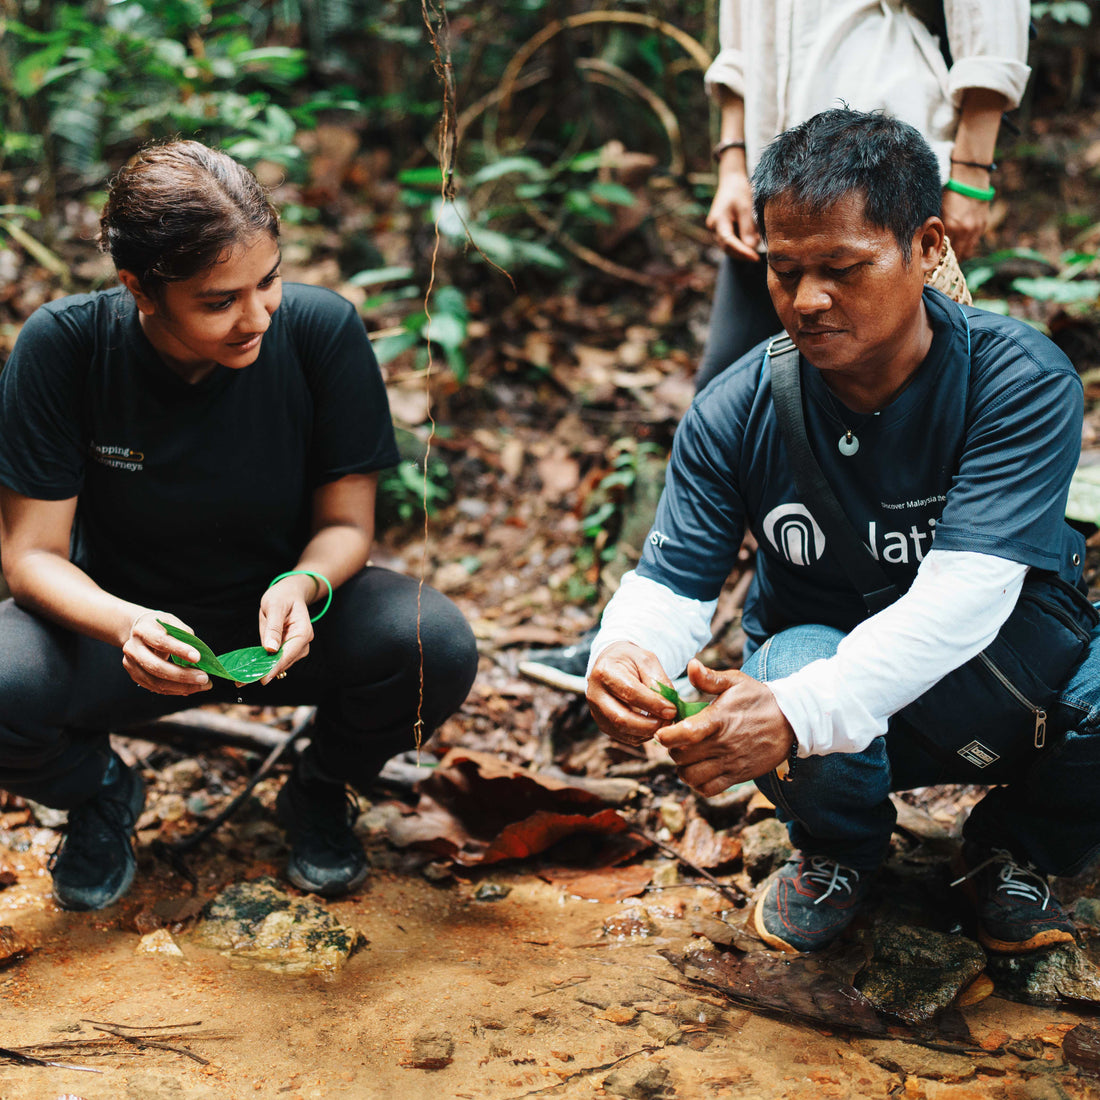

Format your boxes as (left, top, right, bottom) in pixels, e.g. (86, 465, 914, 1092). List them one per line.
(518, 628, 599, 694)
(753, 855, 871, 953)
(275, 770, 368, 897)
(951, 843, 1076, 954)
(518, 628, 694, 696)
(49, 753, 145, 911)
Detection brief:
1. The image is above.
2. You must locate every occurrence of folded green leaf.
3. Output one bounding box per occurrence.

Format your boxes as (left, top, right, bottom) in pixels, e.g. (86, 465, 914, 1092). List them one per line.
(654, 680, 710, 720)
(159, 620, 282, 684)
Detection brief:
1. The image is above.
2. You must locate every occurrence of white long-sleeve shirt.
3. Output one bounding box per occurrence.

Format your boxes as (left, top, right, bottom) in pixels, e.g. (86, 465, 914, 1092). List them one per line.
(588, 550, 1027, 757)
(705, 0, 1032, 179)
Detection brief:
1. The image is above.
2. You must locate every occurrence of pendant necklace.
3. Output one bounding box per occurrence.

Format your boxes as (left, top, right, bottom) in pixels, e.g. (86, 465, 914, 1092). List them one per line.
(823, 390, 877, 458)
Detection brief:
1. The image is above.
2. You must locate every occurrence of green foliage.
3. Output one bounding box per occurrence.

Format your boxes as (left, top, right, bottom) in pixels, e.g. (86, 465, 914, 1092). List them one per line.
(356, 266, 472, 382)
(965, 247, 1100, 322)
(580, 440, 665, 545)
(377, 454, 453, 526)
(1, 0, 363, 190)
(1031, 2, 1092, 26)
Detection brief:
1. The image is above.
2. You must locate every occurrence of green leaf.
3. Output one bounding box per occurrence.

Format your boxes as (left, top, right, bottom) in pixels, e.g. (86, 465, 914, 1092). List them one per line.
(371, 329, 421, 365)
(398, 165, 444, 188)
(423, 311, 466, 351)
(468, 157, 547, 186)
(159, 620, 282, 684)
(654, 680, 710, 720)
(590, 181, 636, 206)
(1067, 465, 1100, 525)
(1011, 277, 1100, 304)
(348, 265, 415, 288)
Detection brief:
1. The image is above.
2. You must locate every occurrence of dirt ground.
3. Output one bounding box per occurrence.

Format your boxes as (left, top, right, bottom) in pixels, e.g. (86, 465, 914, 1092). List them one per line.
(2, 770, 1100, 1100)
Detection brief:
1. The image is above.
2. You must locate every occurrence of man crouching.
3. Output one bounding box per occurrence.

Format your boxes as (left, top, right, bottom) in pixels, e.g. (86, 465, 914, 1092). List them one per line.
(586, 107, 1100, 955)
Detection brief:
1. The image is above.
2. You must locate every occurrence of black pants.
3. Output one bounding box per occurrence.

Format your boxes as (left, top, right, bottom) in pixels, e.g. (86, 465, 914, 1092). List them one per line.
(0, 566, 478, 807)
(695, 254, 779, 393)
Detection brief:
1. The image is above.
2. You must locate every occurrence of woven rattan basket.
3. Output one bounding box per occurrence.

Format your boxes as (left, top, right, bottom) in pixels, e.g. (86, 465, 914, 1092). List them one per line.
(925, 235, 971, 305)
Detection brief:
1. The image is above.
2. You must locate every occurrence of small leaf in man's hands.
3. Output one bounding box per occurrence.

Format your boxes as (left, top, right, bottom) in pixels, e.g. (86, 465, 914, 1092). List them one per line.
(653, 680, 710, 720)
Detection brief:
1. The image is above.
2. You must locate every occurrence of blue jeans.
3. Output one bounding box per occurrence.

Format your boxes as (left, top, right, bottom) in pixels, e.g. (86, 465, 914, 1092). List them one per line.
(744, 574, 1100, 877)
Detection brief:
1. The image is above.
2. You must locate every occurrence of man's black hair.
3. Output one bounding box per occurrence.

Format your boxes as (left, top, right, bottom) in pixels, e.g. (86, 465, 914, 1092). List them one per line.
(752, 107, 942, 261)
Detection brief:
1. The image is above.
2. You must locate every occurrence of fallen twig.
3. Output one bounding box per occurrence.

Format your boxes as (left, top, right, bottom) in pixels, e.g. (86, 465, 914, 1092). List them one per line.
(0, 1044, 103, 1073)
(629, 826, 746, 909)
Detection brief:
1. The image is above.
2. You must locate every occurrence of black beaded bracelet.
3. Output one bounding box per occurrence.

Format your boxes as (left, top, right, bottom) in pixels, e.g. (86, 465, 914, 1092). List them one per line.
(712, 139, 746, 163)
(950, 157, 997, 172)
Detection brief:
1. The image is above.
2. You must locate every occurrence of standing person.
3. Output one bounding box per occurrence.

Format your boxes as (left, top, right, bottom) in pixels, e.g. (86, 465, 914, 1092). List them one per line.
(587, 109, 1100, 956)
(698, 0, 1031, 390)
(0, 141, 478, 910)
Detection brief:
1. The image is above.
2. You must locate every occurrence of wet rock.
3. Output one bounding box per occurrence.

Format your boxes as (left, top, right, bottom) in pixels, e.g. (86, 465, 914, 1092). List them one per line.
(191, 876, 364, 976)
(1074, 897, 1100, 931)
(161, 759, 205, 792)
(0, 925, 31, 967)
(474, 882, 511, 901)
(636, 1011, 680, 1043)
(574, 979, 653, 1010)
(854, 1039, 978, 1083)
(658, 799, 686, 835)
(986, 943, 1100, 1006)
(602, 1063, 670, 1098)
(603, 906, 658, 939)
(23, 799, 67, 828)
(740, 818, 792, 880)
(136, 928, 184, 957)
(651, 860, 679, 887)
(422, 860, 454, 883)
(853, 923, 987, 1025)
(154, 792, 188, 823)
(1064, 1024, 1100, 1076)
(404, 1028, 454, 1069)
(674, 998, 725, 1026)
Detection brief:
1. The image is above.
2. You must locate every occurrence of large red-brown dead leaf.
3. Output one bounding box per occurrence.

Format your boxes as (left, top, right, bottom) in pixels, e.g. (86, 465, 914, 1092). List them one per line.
(385, 750, 632, 866)
(538, 864, 653, 902)
(675, 816, 742, 870)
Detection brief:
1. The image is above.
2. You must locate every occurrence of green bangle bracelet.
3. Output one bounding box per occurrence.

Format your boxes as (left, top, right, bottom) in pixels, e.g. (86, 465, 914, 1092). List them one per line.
(944, 178, 995, 202)
(268, 570, 333, 622)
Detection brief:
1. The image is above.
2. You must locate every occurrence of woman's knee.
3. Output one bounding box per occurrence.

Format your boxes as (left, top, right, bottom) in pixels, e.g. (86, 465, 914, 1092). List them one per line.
(742, 624, 846, 684)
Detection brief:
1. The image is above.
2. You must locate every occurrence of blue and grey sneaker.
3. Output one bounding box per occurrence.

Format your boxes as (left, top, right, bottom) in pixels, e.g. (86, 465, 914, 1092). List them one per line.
(275, 769, 369, 897)
(49, 752, 146, 911)
(951, 842, 1076, 954)
(754, 854, 871, 953)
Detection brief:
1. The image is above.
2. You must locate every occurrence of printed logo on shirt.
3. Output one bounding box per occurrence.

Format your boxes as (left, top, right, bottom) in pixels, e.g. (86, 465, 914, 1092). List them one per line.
(958, 740, 1000, 769)
(762, 504, 826, 566)
(89, 441, 144, 472)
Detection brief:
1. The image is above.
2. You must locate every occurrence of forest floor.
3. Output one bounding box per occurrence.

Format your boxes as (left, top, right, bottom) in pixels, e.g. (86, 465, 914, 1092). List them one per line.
(3, 97, 1100, 1099)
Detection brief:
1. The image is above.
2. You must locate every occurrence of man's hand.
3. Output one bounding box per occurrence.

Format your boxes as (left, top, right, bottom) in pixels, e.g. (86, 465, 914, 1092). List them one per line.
(587, 641, 678, 747)
(657, 658, 795, 796)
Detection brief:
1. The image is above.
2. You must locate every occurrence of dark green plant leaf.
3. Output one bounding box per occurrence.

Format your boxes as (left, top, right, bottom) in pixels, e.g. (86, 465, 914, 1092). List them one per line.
(158, 620, 282, 683)
(654, 680, 710, 719)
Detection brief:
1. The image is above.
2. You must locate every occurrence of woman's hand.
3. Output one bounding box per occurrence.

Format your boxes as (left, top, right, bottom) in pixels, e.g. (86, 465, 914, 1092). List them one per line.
(941, 187, 990, 261)
(257, 574, 316, 684)
(656, 658, 794, 796)
(122, 610, 212, 696)
(586, 641, 678, 747)
(706, 169, 760, 261)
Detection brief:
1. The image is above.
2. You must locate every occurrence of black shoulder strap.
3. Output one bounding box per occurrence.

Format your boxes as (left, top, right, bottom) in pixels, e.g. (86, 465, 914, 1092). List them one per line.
(767, 335, 899, 615)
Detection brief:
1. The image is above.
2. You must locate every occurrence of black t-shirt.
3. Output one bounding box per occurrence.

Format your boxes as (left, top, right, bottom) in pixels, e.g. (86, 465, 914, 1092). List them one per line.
(638, 288, 1086, 644)
(0, 283, 399, 618)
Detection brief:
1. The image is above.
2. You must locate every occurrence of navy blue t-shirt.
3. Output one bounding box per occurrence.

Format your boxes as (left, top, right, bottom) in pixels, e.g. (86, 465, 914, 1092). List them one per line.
(638, 288, 1086, 645)
(0, 283, 399, 619)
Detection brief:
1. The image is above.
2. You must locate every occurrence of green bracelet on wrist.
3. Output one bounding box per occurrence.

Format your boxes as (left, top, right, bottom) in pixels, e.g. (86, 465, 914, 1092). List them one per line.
(944, 178, 995, 202)
(268, 570, 333, 622)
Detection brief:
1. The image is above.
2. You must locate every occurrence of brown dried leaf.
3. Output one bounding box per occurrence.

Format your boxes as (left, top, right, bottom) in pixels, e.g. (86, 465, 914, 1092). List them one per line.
(676, 817, 742, 870)
(1064, 1025, 1100, 1076)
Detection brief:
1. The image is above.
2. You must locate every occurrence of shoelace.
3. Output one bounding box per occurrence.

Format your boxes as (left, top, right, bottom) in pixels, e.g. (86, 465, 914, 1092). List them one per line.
(950, 848, 1051, 911)
(800, 856, 860, 905)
